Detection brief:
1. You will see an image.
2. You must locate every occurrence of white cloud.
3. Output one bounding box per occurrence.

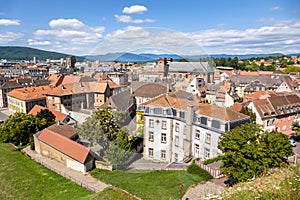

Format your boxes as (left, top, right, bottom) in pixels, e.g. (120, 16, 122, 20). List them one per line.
(0, 19, 20, 26)
(122, 5, 147, 14)
(49, 18, 85, 29)
(257, 17, 275, 23)
(27, 39, 51, 46)
(29, 18, 105, 55)
(0, 32, 23, 43)
(270, 6, 282, 11)
(114, 15, 154, 24)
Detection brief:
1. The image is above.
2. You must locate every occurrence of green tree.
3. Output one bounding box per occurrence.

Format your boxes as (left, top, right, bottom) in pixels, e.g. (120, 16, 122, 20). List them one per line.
(112, 110, 128, 127)
(77, 112, 110, 152)
(36, 109, 55, 127)
(292, 122, 300, 134)
(240, 107, 256, 123)
(0, 113, 47, 145)
(105, 144, 134, 169)
(95, 107, 120, 141)
(218, 123, 293, 182)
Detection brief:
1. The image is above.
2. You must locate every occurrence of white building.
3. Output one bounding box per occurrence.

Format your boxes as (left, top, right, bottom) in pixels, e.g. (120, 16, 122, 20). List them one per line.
(186, 76, 205, 96)
(139, 93, 250, 163)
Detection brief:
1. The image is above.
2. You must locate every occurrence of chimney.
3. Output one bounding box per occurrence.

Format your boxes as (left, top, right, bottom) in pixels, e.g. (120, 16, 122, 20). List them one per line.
(167, 83, 171, 93)
(57, 120, 60, 126)
(183, 105, 194, 157)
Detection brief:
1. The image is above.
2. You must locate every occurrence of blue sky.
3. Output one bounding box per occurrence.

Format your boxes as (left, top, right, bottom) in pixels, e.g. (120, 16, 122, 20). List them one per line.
(0, 0, 300, 55)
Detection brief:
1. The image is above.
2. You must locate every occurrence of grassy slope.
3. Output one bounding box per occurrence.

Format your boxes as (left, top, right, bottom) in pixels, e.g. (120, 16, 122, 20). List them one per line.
(0, 143, 92, 200)
(207, 164, 300, 200)
(92, 169, 210, 200)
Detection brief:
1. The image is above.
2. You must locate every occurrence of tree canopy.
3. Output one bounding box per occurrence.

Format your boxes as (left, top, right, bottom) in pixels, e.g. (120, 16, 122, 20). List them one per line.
(77, 107, 138, 167)
(36, 109, 56, 127)
(0, 113, 47, 145)
(240, 107, 256, 123)
(218, 123, 293, 182)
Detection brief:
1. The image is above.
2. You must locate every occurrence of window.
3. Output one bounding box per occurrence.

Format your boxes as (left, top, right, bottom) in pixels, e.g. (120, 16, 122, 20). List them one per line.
(149, 131, 154, 142)
(174, 153, 178, 162)
(175, 136, 179, 147)
(194, 144, 200, 156)
(205, 148, 210, 159)
(148, 148, 153, 157)
(195, 130, 200, 140)
(161, 133, 167, 143)
(175, 122, 180, 132)
(161, 150, 166, 160)
(162, 120, 167, 129)
(149, 119, 154, 128)
(205, 133, 211, 144)
(282, 125, 287, 131)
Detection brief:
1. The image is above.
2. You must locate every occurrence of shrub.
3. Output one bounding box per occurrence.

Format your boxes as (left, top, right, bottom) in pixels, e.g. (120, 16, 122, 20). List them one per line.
(187, 163, 213, 181)
(203, 155, 224, 165)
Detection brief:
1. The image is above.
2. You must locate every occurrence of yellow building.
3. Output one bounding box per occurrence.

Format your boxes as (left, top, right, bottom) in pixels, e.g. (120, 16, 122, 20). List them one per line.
(7, 86, 53, 113)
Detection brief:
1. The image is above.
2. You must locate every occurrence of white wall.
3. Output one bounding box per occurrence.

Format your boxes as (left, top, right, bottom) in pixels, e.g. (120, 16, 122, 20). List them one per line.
(66, 159, 86, 173)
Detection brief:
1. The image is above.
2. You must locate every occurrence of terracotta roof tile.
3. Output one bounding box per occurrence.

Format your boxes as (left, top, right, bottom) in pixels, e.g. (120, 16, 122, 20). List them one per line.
(37, 129, 90, 163)
(142, 93, 249, 122)
(7, 85, 53, 101)
(47, 124, 77, 138)
(29, 105, 67, 122)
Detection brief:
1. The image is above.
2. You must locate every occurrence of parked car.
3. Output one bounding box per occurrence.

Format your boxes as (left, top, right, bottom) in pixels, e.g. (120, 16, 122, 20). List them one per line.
(289, 139, 297, 147)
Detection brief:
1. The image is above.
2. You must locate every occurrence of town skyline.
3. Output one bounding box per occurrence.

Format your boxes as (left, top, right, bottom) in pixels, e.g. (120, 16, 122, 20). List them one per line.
(1, 0, 300, 56)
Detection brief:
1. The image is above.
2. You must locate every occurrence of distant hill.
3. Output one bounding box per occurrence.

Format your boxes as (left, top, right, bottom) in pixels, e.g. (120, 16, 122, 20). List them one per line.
(86, 52, 299, 62)
(0, 46, 85, 62)
(1, 46, 298, 62)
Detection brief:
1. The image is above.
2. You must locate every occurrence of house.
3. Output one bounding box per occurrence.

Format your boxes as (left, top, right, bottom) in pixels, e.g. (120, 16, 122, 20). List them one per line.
(247, 93, 300, 135)
(46, 82, 111, 112)
(133, 82, 169, 106)
(34, 124, 94, 173)
(29, 105, 77, 126)
(139, 92, 250, 163)
(7, 85, 53, 113)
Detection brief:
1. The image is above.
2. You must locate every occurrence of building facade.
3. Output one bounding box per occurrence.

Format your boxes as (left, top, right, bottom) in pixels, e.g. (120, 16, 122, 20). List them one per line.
(139, 93, 250, 163)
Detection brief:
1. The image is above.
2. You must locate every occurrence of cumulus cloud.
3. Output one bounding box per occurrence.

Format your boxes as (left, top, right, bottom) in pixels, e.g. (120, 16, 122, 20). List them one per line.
(114, 15, 154, 24)
(49, 18, 85, 29)
(27, 39, 51, 46)
(0, 32, 23, 43)
(28, 18, 105, 55)
(90, 18, 300, 55)
(0, 19, 20, 26)
(122, 5, 147, 14)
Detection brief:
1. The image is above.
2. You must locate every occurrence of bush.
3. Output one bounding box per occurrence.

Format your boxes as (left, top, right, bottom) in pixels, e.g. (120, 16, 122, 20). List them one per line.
(187, 163, 213, 181)
(203, 155, 224, 165)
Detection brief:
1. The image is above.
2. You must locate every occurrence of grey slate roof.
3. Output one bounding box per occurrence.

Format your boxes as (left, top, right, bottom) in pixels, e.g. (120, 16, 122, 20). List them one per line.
(230, 75, 286, 88)
(168, 62, 214, 73)
(110, 89, 133, 111)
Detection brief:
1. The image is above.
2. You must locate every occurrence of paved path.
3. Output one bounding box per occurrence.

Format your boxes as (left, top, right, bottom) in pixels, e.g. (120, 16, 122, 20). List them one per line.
(183, 178, 226, 200)
(22, 146, 110, 193)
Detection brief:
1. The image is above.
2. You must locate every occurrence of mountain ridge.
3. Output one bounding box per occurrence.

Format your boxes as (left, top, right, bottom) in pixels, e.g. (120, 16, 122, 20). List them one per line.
(0, 46, 299, 62)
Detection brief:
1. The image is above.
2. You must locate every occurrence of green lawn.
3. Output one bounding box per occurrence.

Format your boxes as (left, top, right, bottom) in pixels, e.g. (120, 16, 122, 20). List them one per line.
(91, 168, 211, 200)
(91, 188, 131, 200)
(0, 143, 93, 200)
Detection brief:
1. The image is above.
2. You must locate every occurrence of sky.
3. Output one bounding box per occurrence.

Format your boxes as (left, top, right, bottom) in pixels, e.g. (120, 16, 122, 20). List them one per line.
(0, 0, 300, 56)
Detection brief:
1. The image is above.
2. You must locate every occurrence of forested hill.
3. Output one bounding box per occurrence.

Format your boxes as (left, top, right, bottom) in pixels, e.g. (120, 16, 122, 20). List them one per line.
(0, 46, 84, 61)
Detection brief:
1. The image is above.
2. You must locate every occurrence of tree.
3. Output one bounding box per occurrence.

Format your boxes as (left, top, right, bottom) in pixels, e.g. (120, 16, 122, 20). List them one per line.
(292, 122, 300, 134)
(0, 113, 47, 145)
(240, 107, 256, 123)
(105, 144, 133, 169)
(218, 123, 293, 182)
(36, 109, 55, 127)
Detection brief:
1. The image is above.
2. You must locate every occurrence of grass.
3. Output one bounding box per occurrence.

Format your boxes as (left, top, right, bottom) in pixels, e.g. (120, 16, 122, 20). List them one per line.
(91, 168, 212, 200)
(0, 143, 94, 200)
(205, 164, 300, 200)
(91, 188, 131, 200)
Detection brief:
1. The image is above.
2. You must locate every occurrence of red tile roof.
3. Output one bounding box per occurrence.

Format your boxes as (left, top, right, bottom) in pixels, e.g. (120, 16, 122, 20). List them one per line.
(7, 85, 53, 101)
(29, 105, 67, 122)
(37, 129, 90, 163)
